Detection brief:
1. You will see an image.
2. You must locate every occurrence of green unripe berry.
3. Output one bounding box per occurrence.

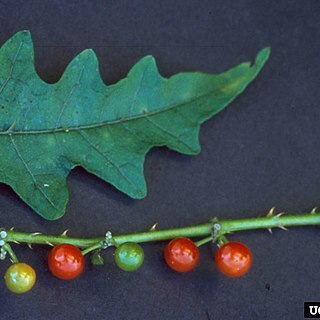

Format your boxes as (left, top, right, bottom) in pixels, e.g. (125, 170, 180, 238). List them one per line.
(114, 242, 144, 272)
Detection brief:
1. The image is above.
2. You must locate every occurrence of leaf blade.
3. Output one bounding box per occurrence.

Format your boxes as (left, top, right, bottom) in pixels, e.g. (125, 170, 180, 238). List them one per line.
(0, 31, 270, 219)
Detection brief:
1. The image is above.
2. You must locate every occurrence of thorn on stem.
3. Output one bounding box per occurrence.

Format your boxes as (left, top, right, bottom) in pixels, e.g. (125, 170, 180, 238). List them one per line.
(149, 223, 158, 231)
(27, 243, 33, 249)
(278, 225, 288, 231)
(267, 207, 275, 217)
(311, 207, 317, 214)
(61, 229, 69, 237)
(267, 228, 273, 234)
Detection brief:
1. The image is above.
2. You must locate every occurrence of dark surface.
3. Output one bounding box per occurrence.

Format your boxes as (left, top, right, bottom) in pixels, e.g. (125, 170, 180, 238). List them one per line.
(0, 1, 319, 319)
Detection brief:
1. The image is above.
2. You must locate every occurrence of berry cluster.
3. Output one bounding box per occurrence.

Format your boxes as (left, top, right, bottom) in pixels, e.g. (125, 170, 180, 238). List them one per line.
(3, 210, 318, 294)
(3, 238, 252, 294)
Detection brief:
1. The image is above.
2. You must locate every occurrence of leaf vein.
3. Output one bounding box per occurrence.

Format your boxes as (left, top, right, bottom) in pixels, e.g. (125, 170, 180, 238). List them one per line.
(145, 117, 196, 152)
(78, 131, 141, 194)
(0, 38, 25, 95)
(55, 64, 86, 128)
(128, 63, 148, 115)
(9, 135, 58, 209)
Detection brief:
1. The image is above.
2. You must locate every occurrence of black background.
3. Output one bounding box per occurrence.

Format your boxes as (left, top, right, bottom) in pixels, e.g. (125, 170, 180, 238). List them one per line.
(0, 1, 319, 319)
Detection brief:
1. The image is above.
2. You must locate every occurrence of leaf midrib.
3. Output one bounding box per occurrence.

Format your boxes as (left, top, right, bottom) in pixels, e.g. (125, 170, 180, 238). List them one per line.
(0, 71, 252, 137)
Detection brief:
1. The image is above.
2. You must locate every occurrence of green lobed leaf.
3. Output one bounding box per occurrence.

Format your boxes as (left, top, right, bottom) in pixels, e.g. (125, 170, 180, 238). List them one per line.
(0, 31, 270, 220)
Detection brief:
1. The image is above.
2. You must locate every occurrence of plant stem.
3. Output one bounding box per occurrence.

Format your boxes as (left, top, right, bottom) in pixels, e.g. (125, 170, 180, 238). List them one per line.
(81, 242, 104, 256)
(3, 243, 19, 263)
(217, 235, 229, 247)
(195, 236, 213, 247)
(3, 213, 320, 249)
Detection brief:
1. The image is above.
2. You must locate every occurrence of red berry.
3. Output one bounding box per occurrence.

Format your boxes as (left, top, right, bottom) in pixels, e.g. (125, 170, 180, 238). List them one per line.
(164, 237, 199, 272)
(215, 241, 252, 277)
(48, 244, 85, 280)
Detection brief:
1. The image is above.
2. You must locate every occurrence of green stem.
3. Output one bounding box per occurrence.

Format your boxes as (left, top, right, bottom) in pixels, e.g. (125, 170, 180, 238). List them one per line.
(3, 213, 320, 249)
(3, 243, 19, 263)
(217, 235, 229, 247)
(195, 236, 213, 247)
(81, 242, 104, 256)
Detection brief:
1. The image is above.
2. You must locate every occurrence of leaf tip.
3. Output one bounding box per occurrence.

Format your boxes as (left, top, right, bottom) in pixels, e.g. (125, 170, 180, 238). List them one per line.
(142, 54, 156, 63)
(129, 54, 158, 78)
(134, 190, 147, 200)
(13, 30, 32, 43)
(133, 186, 148, 200)
(82, 48, 97, 58)
(255, 47, 271, 67)
(193, 144, 201, 155)
(74, 48, 99, 66)
(20, 29, 31, 36)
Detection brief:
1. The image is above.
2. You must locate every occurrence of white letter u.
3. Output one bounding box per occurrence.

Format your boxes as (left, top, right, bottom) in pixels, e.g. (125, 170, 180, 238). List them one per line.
(309, 306, 318, 315)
